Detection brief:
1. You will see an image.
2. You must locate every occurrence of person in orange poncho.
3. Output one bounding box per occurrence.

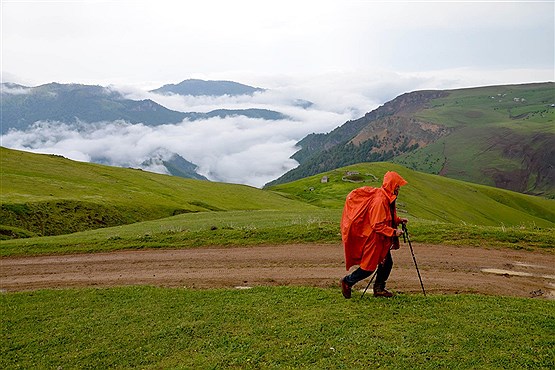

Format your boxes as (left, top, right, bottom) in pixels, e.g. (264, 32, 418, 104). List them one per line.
(340, 171, 408, 298)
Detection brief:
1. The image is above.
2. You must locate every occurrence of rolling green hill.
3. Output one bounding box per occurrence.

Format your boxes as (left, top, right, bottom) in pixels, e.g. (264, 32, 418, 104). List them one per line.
(2, 147, 554, 246)
(0, 147, 316, 238)
(268, 162, 555, 228)
(269, 82, 555, 197)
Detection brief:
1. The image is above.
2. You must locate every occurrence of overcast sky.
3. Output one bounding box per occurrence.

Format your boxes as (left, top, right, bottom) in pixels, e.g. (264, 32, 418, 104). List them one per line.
(3, 0, 554, 87)
(1, 0, 554, 187)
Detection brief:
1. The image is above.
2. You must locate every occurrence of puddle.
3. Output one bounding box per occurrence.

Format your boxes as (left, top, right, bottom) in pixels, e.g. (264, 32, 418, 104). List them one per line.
(513, 262, 544, 268)
(481, 269, 555, 280)
(482, 269, 533, 277)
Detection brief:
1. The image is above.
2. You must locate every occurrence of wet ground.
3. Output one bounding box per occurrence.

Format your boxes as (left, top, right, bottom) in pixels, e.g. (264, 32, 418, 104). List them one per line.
(2, 243, 554, 299)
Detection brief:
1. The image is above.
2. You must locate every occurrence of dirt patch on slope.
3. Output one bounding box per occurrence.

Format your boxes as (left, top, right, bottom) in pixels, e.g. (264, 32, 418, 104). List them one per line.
(1, 244, 553, 299)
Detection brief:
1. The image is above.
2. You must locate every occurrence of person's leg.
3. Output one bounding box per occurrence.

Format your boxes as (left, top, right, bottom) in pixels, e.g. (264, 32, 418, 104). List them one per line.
(340, 267, 373, 299)
(374, 252, 394, 297)
(344, 267, 373, 286)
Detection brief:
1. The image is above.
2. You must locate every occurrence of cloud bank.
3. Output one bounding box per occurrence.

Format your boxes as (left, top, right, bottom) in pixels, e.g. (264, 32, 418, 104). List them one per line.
(2, 70, 553, 187)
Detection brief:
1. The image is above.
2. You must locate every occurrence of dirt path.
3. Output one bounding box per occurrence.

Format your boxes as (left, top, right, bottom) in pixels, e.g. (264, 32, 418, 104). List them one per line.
(1, 243, 554, 299)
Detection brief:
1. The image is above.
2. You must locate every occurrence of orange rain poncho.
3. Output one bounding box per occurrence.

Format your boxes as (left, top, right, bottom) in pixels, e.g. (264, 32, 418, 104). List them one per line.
(341, 171, 408, 271)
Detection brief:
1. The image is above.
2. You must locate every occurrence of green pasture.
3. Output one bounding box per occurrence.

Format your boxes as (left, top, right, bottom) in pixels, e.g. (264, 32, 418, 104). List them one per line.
(2, 149, 554, 256)
(2, 286, 554, 369)
(0, 147, 309, 211)
(269, 162, 555, 228)
(1, 147, 315, 237)
(2, 208, 553, 256)
(414, 83, 555, 128)
(395, 83, 555, 196)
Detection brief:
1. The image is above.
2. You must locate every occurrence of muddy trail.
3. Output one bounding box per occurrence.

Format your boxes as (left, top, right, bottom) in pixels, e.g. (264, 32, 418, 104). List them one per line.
(1, 243, 554, 299)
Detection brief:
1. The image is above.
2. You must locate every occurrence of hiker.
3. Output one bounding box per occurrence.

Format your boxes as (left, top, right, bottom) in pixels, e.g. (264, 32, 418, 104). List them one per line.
(340, 171, 408, 298)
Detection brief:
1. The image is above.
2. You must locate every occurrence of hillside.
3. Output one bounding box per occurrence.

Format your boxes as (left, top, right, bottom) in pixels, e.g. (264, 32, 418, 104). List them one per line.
(0, 147, 315, 238)
(268, 83, 555, 197)
(2, 147, 554, 242)
(267, 162, 555, 228)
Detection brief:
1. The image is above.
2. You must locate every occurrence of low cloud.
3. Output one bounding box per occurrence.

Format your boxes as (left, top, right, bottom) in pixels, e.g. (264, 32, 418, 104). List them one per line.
(1, 116, 325, 188)
(2, 85, 31, 95)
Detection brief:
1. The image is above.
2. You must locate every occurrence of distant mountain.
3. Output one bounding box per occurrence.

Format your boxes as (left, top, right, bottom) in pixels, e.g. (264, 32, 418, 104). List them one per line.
(184, 108, 288, 121)
(268, 82, 555, 198)
(150, 79, 265, 96)
(0, 82, 288, 134)
(140, 151, 208, 181)
(0, 82, 188, 133)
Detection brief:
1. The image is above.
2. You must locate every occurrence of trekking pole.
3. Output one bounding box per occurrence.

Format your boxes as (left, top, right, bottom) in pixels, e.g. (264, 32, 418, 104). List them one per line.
(402, 223, 426, 296)
(360, 270, 378, 299)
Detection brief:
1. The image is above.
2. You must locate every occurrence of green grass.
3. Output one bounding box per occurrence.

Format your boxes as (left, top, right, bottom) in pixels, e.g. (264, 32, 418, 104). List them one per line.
(2, 158, 554, 256)
(0, 209, 340, 256)
(413, 83, 555, 129)
(2, 286, 553, 369)
(1, 147, 316, 236)
(269, 162, 555, 228)
(2, 210, 552, 257)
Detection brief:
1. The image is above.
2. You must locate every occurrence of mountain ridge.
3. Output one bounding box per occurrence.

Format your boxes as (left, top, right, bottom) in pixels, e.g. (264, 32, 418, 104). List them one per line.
(1, 81, 288, 181)
(268, 82, 555, 197)
(0, 82, 288, 134)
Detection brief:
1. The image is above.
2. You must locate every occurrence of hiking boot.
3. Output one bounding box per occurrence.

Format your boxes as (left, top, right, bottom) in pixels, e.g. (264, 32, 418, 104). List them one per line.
(373, 283, 394, 298)
(340, 278, 352, 299)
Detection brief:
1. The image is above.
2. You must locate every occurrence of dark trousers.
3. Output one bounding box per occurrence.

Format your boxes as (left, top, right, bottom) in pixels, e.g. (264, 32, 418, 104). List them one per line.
(343, 251, 393, 287)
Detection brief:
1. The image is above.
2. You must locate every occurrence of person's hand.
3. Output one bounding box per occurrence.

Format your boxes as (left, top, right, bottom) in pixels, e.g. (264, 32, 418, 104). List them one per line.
(399, 218, 409, 225)
(394, 229, 404, 237)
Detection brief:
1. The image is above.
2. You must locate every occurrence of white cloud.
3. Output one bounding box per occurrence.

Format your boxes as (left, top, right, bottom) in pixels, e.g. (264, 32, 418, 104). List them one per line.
(1, 85, 31, 95)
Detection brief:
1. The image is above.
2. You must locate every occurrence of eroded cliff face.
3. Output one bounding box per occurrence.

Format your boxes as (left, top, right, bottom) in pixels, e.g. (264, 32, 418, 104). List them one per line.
(350, 116, 452, 156)
(371, 90, 449, 117)
(291, 90, 450, 164)
(481, 131, 555, 196)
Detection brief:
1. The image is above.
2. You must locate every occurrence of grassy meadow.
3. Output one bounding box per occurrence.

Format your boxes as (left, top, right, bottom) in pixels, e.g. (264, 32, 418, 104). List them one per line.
(2, 153, 554, 255)
(2, 287, 554, 369)
(1, 147, 316, 238)
(2, 147, 555, 368)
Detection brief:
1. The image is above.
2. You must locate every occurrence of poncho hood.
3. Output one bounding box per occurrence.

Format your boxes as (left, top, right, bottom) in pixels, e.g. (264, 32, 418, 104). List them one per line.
(382, 171, 408, 202)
